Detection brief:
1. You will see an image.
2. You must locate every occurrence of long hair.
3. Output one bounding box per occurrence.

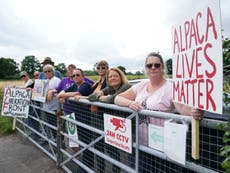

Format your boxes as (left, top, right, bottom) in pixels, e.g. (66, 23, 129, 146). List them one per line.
(106, 67, 129, 85)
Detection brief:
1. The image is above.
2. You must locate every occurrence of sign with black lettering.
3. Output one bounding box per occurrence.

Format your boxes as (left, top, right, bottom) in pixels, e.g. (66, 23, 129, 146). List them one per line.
(172, 0, 222, 114)
(1, 87, 31, 118)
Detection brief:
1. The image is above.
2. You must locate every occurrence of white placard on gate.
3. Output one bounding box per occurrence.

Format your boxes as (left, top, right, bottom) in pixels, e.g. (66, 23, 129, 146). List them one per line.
(104, 113, 132, 153)
(32, 79, 48, 103)
(164, 120, 188, 165)
(1, 87, 31, 118)
(148, 124, 164, 152)
(66, 113, 79, 147)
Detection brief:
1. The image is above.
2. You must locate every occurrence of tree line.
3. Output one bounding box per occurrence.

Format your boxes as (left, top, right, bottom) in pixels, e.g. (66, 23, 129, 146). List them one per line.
(0, 37, 229, 80)
(0, 55, 146, 79)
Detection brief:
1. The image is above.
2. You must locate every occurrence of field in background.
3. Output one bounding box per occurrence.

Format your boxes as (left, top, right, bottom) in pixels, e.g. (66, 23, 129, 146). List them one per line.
(87, 74, 147, 82)
(0, 80, 23, 90)
(0, 75, 229, 135)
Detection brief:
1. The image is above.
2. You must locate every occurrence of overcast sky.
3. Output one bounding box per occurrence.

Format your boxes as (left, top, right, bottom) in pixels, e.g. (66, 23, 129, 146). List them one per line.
(0, 0, 229, 71)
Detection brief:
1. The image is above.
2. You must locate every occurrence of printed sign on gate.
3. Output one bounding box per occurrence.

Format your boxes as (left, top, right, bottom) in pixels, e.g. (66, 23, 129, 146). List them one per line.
(66, 113, 79, 147)
(1, 87, 31, 118)
(172, 0, 223, 114)
(104, 113, 132, 153)
(148, 124, 164, 152)
(32, 79, 48, 103)
(164, 121, 188, 165)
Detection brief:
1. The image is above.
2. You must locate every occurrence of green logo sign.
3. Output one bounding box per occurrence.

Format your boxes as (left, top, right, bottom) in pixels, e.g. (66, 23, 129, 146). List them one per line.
(150, 131, 164, 144)
(67, 114, 76, 135)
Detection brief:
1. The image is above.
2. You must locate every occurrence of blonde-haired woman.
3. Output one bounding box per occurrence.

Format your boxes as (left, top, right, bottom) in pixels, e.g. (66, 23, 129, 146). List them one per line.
(88, 67, 130, 103)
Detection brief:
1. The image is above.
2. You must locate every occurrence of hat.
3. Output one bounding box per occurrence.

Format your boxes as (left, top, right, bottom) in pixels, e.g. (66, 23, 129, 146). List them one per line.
(20, 71, 28, 77)
(41, 57, 54, 64)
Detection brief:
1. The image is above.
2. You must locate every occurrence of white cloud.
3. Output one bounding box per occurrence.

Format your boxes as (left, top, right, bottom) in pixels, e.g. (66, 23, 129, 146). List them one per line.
(0, 0, 229, 71)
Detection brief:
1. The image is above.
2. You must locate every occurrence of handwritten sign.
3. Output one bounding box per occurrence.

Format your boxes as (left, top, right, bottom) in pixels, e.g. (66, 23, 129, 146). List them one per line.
(32, 79, 48, 103)
(104, 113, 132, 153)
(1, 87, 31, 118)
(172, 0, 223, 114)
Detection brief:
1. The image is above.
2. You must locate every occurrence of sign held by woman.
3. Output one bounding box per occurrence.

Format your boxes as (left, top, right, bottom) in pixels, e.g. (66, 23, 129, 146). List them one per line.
(172, 0, 223, 114)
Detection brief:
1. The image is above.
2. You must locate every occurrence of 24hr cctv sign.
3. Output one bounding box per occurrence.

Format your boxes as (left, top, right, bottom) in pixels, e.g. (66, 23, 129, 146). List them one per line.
(104, 113, 132, 153)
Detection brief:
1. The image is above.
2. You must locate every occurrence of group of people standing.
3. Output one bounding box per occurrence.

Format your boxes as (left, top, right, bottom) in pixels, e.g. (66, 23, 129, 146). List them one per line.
(20, 52, 203, 141)
(20, 53, 203, 172)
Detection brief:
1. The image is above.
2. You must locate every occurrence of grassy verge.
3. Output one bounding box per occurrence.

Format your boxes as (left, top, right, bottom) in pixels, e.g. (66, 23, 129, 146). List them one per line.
(0, 89, 15, 136)
(0, 116, 14, 136)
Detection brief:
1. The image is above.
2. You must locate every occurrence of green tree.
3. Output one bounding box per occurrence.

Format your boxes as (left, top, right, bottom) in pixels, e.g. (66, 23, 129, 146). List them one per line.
(135, 71, 143, 75)
(223, 38, 230, 75)
(21, 55, 41, 76)
(117, 66, 126, 74)
(55, 63, 66, 75)
(166, 58, 172, 75)
(220, 37, 230, 173)
(0, 57, 19, 79)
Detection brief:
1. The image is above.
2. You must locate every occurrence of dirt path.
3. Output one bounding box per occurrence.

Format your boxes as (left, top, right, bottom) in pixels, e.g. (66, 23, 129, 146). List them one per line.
(0, 133, 64, 173)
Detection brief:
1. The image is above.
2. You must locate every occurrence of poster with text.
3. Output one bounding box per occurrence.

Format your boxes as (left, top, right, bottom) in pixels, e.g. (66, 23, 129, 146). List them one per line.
(32, 79, 48, 103)
(164, 121, 188, 165)
(104, 113, 132, 153)
(1, 87, 31, 118)
(66, 113, 79, 147)
(172, 0, 223, 114)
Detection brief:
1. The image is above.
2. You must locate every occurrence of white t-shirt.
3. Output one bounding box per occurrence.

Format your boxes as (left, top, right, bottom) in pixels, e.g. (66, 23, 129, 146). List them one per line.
(43, 76, 61, 111)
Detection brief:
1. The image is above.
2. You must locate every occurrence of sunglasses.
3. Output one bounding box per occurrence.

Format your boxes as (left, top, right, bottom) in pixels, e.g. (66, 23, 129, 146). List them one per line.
(97, 66, 106, 70)
(73, 74, 80, 78)
(145, 63, 161, 69)
(21, 75, 26, 78)
(44, 70, 51, 73)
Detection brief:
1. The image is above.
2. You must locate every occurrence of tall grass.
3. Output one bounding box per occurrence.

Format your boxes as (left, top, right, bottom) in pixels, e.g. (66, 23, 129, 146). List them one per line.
(0, 80, 23, 89)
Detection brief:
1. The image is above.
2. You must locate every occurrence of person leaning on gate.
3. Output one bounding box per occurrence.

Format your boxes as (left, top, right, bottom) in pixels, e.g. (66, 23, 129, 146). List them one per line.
(41, 64, 61, 141)
(87, 67, 131, 104)
(73, 60, 109, 172)
(38, 57, 62, 80)
(114, 52, 204, 172)
(57, 68, 93, 107)
(47, 64, 95, 109)
(85, 67, 131, 173)
(56, 68, 93, 172)
(74, 60, 109, 111)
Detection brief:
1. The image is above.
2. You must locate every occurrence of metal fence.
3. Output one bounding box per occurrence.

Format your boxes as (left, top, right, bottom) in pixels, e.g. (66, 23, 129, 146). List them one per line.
(15, 98, 227, 173)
